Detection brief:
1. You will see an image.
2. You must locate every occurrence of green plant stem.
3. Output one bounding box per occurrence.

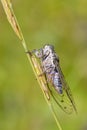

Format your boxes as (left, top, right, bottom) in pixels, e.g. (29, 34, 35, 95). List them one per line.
(0, 1, 63, 129)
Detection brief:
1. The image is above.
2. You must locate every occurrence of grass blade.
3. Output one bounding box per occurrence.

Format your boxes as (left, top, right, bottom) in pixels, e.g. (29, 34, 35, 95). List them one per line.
(0, 0, 63, 129)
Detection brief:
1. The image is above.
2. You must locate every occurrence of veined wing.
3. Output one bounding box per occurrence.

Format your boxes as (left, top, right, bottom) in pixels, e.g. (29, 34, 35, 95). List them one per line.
(46, 65, 77, 114)
(58, 64, 77, 113)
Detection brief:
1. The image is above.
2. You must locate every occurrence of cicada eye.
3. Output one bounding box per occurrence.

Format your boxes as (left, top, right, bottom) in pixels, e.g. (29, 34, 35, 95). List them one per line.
(32, 49, 43, 58)
(39, 49, 43, 57)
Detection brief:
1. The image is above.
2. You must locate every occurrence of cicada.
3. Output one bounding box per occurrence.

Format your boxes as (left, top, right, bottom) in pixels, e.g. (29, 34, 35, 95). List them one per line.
(32, 44, 77, 114)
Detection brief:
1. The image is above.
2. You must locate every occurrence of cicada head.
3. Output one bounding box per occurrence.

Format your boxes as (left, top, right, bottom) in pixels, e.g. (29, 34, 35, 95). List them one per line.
(32, 49, 43, 58)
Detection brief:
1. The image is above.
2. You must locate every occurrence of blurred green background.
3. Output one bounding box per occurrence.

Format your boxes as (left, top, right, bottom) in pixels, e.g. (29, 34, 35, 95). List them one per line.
(0, 0, 87, 130)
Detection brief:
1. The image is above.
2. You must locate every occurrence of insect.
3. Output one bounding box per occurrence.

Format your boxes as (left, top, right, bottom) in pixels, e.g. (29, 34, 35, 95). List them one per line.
(32, 44, 77, 114)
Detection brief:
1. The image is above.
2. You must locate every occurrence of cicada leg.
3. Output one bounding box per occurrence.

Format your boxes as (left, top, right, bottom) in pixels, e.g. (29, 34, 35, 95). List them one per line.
(26, 50, 50, 100)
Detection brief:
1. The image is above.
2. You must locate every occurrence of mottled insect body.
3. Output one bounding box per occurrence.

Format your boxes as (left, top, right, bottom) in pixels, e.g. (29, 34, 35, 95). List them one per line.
(33, 44, 77, 114)
(34, 45, 62, 94)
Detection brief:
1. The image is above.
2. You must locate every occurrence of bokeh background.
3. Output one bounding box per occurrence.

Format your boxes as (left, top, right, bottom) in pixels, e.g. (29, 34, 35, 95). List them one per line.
(0, 0, 87, 130)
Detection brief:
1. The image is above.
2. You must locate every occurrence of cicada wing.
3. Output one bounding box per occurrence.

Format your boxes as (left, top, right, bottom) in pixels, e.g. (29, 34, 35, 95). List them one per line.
(57, 64, 77, 113)
(45, 63, 77, 114)
(47, 82, 74, 114)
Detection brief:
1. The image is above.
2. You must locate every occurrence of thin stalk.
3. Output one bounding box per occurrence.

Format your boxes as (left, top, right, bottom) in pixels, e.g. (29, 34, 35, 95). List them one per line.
(0, 0, 62, 129)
